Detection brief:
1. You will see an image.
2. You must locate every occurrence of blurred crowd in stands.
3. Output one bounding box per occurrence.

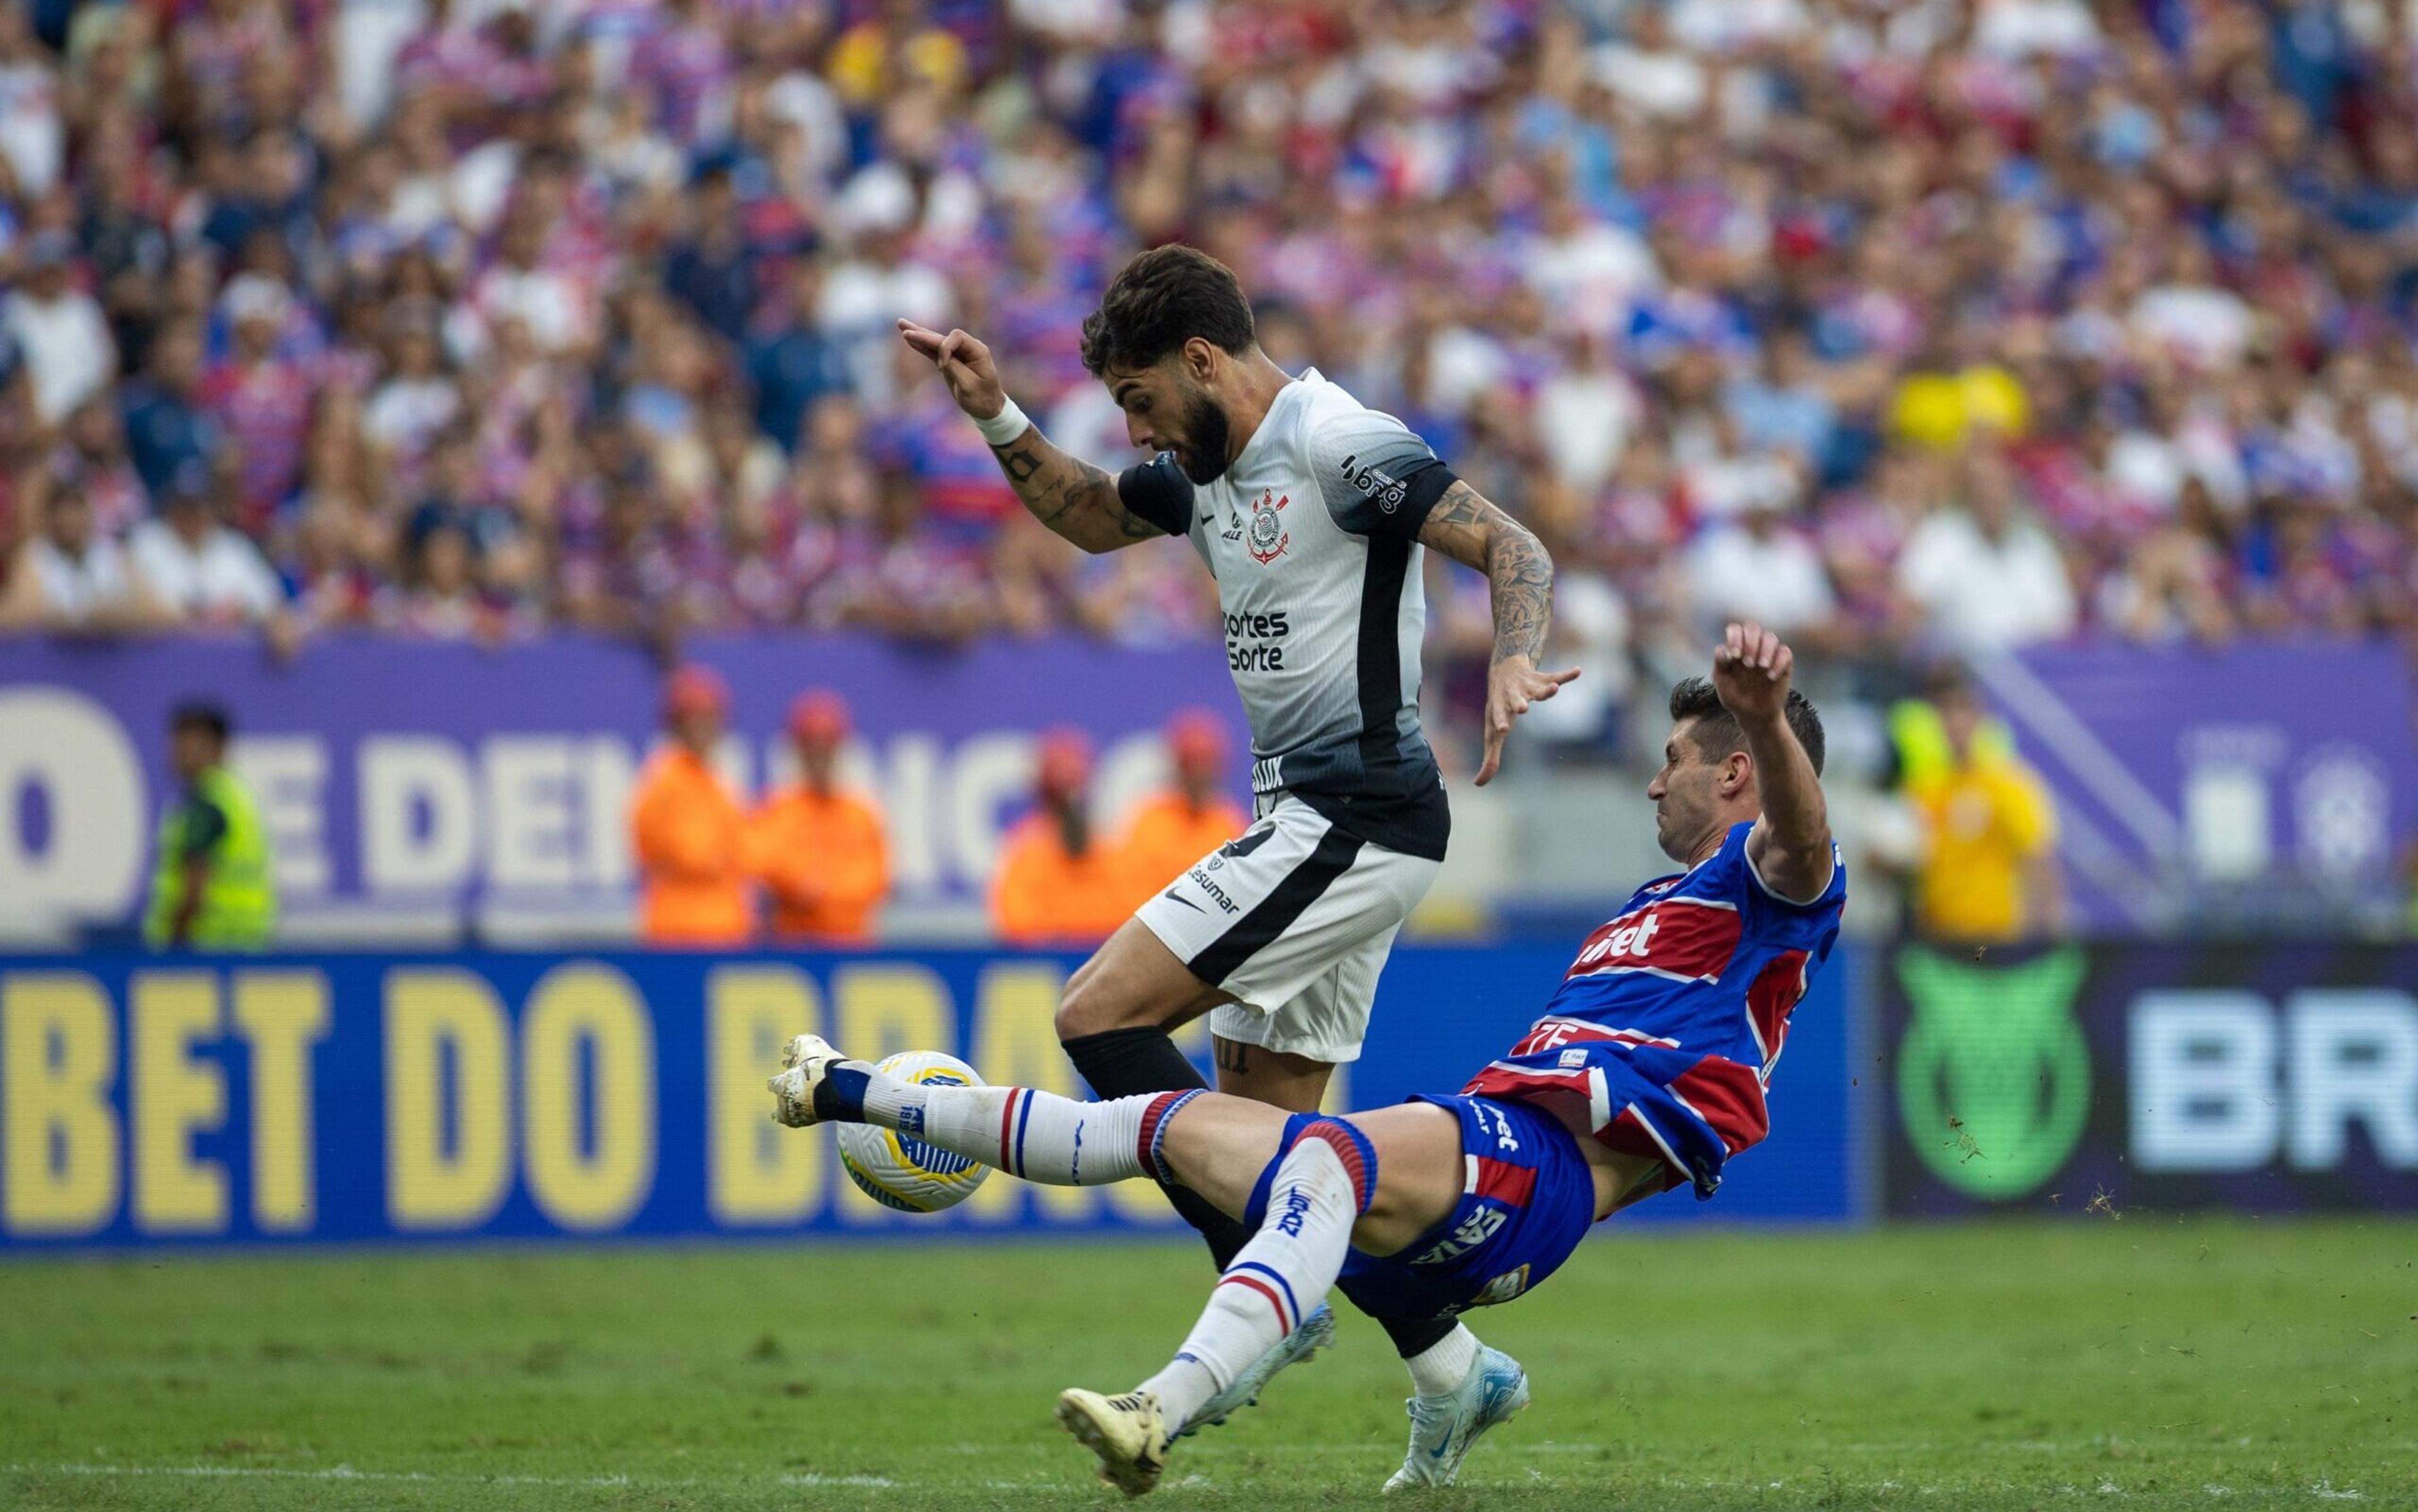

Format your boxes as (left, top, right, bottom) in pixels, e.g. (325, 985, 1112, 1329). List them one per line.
(1, 0, 2415, 709)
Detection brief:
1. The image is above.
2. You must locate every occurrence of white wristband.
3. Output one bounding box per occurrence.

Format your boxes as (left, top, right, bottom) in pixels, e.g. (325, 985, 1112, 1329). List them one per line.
(973, 397, 1031, 448)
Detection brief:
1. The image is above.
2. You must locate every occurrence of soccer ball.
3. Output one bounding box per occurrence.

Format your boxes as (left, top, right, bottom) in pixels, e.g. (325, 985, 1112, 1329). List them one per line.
(836, 1051, 992, 1213)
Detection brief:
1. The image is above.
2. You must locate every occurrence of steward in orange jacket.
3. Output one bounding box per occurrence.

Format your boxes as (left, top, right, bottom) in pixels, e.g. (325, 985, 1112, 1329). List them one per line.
(1119, 708, 1249, 911)
(632, 665, 752, 945)
(992, 730, 1132, 948)
(751, 691, 890, 945)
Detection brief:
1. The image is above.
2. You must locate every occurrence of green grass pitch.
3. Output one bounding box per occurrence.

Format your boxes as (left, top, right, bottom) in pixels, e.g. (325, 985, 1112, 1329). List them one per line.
(3, 1219, 2412, 1511)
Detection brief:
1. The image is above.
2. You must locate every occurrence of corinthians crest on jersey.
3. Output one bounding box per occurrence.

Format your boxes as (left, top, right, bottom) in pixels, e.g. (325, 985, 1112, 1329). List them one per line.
(1247, 491, 1289, 563)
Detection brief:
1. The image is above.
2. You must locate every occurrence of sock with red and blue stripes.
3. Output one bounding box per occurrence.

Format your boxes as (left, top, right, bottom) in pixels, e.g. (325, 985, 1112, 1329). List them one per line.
(817, 1069, 1201, 1188)
(1138, 1128, 1369, 1430)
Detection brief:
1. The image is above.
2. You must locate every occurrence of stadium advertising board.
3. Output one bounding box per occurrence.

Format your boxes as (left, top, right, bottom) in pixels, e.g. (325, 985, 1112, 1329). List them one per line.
(1879, 941, 2418, 1214)
(0, 635, 1246, 936)
(0, 944, 1858, 1249)
(1975, 642, 2417, 931)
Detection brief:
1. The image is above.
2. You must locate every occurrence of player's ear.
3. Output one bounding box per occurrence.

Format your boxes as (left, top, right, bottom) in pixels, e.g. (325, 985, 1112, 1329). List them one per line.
(1723, 751, 1753, 797)
(1183, 336, 1218, 384)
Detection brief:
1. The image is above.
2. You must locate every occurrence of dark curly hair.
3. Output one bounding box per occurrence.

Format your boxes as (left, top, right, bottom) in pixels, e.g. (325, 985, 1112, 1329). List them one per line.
(1080, 245, 1257, 377)
(1667, 676, 1827, 777)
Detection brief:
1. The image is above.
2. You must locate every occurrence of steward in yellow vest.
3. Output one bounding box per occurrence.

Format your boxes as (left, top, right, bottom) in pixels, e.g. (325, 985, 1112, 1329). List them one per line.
(144, 703, 275, 950)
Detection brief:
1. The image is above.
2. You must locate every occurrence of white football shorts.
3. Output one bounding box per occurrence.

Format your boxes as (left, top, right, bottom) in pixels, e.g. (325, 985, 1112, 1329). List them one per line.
(1133, 792, 1439, 1064)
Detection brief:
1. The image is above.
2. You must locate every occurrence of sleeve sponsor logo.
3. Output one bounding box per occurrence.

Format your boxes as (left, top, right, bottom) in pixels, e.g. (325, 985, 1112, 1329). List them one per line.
(1337, 453, 1409, 514)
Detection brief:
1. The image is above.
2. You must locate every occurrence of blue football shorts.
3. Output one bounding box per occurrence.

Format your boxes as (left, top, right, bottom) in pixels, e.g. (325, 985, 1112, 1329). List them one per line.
(1242, 1094, 1599, 1324)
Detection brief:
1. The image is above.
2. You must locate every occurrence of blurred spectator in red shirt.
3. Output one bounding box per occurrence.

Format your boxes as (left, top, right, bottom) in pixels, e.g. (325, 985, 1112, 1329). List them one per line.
(198, 275, 310, 530)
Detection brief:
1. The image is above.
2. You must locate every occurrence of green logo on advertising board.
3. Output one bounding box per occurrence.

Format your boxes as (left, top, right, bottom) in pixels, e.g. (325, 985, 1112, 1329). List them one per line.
(1896, 946, 2090, 1198)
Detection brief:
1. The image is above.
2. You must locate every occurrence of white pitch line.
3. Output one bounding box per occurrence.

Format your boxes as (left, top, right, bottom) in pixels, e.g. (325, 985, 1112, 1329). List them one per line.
(778, 1474, 899, 1487)
(2, 1464, 894, 1491)
(5, 1464, 619, 1488)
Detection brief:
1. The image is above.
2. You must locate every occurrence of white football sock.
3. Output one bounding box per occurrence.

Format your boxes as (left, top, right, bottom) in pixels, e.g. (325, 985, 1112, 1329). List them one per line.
(1139, 1135, 1358, 1430)
(849, 1076, 1198, 1187)
(1404, 1323, 1481, 1396)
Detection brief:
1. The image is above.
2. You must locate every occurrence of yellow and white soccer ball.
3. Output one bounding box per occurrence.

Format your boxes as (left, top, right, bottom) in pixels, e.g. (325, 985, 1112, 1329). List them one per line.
(836, 1051, 992, 1213)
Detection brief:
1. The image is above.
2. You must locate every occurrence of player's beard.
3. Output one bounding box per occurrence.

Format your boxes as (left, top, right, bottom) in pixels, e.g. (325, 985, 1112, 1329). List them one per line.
(1172, 387, 1233, 485)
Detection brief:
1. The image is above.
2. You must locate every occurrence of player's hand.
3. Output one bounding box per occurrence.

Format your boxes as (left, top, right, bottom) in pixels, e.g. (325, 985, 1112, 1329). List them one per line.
(897, 320, 1008, 423)
(1711, 621, 1793, 725)
(1477, 654, 1580, 786)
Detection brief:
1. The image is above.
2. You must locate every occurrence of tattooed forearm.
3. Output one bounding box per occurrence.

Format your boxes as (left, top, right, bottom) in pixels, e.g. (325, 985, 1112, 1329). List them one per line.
(1487, 527, 1553, 665)
(997, 446, 1042, 484)
(988, 438, 1159, 552)
(1418, 480, 1555, 664)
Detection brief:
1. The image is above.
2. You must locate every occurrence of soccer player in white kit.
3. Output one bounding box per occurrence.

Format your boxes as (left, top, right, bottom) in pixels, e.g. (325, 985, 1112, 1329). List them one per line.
(899, 246, 1574, 1486)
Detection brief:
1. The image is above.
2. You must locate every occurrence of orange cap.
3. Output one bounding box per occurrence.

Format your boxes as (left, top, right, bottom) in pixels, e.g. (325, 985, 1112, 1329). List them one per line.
(1035, 729, 1092, 800)
(788, 690, 851, 744)
(1167, 708, 1227, 768)
(663, 664, 730, 722)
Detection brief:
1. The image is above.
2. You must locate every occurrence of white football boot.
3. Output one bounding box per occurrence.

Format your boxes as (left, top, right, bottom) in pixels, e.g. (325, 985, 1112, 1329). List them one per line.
(766, 1034, 848, 1127)
(1174, 1304, 1336, 1437)
(1382, 1343, 1531, 1491)
(1055, 1387, 1171, 1497)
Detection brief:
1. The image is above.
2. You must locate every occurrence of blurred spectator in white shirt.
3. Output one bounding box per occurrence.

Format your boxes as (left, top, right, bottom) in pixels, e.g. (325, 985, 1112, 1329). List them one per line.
(1593, 6, 1706, 119)
(1687, 484, 1838, 637)
(1897, 446, 2079, 651)
(128, 468, 287, 628)
(1671, 0, 1808, 54)
(5, 232, 115, 424)
(1524, 190, 1660, 335)
(1535, 329, 1642, 497)
(2131, 241, 2255, 372)
(4, 483, 162, 632)
(1972, 0, 2102, 60)
(0, 3, 62, 196)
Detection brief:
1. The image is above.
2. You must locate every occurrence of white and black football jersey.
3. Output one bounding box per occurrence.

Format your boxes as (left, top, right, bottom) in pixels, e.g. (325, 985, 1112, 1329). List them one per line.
(1116, 370, 1458, 859)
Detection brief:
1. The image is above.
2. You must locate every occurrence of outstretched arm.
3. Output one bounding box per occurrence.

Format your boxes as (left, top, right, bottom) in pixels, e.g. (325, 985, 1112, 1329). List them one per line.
(1713, 621, 1835, 904)
(1416, 481, 1578, 785)
(897, 320, 1167, 554)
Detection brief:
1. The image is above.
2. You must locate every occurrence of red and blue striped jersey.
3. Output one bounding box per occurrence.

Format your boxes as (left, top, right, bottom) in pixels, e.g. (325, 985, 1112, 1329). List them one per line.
(1462, 821, 1846, 1200)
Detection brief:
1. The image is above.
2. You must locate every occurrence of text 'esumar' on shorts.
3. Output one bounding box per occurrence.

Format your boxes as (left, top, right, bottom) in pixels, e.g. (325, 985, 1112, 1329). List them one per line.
(1134, 793, 1439, 1065)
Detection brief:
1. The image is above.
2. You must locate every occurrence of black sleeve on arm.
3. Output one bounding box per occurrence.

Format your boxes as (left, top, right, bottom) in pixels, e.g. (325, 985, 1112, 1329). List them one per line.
(1115, 453, 1195, 538)
(1376, 458, 1457, 537)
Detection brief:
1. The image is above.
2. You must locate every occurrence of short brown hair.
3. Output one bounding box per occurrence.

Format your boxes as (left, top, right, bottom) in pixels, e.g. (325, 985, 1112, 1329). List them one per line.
(1080, 245, 1257, 377)
(1668, 676, 1827, 776)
